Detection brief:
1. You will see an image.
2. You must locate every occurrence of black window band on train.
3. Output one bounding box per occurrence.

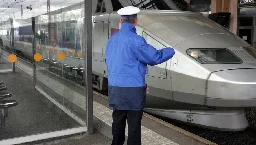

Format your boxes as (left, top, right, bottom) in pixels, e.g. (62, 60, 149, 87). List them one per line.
(186, 48, 243, 64)
(111, 0, 196, 12)
(18, 25, 33, 36)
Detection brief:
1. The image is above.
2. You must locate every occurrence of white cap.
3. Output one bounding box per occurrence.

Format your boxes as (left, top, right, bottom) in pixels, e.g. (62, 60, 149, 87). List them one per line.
(117, 6, 140, 17)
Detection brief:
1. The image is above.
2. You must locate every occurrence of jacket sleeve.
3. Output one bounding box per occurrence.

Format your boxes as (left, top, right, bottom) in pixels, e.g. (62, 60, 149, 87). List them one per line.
(133, 37, 175, 66)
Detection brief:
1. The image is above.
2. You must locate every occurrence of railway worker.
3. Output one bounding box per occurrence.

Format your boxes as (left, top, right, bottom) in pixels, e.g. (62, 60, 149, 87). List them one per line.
(105, 6, 175, 145)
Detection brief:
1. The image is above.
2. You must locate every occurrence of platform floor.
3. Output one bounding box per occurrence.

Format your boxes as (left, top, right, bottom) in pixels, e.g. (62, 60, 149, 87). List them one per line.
(0, 58, 80, 140)
(0, 57, 12, 73)
(22, 131, 111, 145)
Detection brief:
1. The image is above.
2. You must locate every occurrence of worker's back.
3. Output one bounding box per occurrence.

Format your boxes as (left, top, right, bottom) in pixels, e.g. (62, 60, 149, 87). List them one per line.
(105, 22, 175, 110)
(105, 22, 147, 88)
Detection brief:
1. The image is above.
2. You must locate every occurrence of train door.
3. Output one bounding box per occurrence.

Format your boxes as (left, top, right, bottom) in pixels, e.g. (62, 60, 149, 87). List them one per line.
(101, 22, 109, 61)
(92, 15, 109, 79)
(142, 31, 168, 79)
(141, 30, 172, 101)
(92, 21, 109, 62)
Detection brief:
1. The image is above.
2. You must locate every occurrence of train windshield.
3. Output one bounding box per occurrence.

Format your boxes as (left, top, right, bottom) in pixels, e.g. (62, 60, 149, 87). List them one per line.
(187, 48, 242, 64)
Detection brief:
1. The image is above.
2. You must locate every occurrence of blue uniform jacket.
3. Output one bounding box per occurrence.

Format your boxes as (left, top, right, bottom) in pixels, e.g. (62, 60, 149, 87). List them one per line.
(105, 22, 175, 111)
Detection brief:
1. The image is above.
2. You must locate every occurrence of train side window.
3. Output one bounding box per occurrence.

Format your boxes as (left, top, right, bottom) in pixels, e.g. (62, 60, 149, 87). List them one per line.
(93, 22, 103, 61)
(95, 0, 103, 13)
(101, 1, 106, 13)
(142, 31, 168, 79)
(95, 0, 106, 13)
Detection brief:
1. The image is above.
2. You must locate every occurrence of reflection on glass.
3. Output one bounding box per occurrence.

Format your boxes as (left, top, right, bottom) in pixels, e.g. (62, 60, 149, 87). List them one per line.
(0, 2, 88, 142)
(0, 19, 12, 45)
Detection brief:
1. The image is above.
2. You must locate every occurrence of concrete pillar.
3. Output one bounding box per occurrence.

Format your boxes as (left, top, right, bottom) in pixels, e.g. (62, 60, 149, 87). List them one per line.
(211, 0, 222, 13)
(228, 0, 238, 34)
(211, 0, 231, 13)
(184, 0, 191, 4)
(222, 0, 230, 12)
(211, 0, 238, 34)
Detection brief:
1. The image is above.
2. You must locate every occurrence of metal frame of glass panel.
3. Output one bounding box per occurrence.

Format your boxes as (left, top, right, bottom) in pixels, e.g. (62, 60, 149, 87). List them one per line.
(84, 0, 93, 134)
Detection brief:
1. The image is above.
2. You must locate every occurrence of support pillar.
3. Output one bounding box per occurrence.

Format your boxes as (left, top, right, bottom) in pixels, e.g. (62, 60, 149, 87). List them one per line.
(229, 0, 238, 34)
(10, 18, 15, 73)
(84, 0, 93, 134)
(211, 0, 238, 34)
(211, 0, 222, 13)
(222, 0, 230, 12)
(47, 0, 51, 43)
(32, 17, 36, 87)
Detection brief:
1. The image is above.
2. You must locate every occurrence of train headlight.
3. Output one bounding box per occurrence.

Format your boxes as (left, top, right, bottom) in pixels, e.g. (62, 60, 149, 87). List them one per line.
(187, 49, 200, 59)
(190, 50, 199, 59)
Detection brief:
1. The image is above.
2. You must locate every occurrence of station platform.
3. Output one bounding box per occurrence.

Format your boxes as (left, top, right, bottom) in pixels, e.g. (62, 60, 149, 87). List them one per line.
(24, 131, 111, 145)
(0, 53, 216, 145)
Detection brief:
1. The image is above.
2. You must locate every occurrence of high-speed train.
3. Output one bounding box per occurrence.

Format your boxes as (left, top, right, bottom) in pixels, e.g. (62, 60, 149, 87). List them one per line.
(1, 0, 256, 131)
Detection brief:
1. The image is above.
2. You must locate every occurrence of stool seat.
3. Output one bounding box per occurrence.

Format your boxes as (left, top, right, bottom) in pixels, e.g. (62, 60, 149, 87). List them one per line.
(0, 100, 18, 108)
(0, 93, 11, 99)
(0, 86, 7, 91)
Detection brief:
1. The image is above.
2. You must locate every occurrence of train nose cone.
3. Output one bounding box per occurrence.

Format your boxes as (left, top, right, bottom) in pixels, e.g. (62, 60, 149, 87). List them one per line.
(206, 68, 256, 107)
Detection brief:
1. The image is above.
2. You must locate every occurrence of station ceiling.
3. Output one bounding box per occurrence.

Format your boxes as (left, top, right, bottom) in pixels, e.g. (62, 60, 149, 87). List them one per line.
(0, 0, 83, 21)
(0, 0, 256, 22)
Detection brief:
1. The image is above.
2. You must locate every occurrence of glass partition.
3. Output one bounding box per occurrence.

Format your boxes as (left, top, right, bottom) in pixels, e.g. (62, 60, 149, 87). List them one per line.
(0, 0, 92, 144)
(0, 1, 89, 144)
(0, 16, 84, 141)
(34, 3, 87, 127)
(0, 19, 14, 73)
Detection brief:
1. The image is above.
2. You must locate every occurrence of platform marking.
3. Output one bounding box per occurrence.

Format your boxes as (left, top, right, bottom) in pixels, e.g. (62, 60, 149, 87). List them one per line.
(0, 69, 13, 73)
(0, 127, 86, 145)
(14, 60, 179, 145)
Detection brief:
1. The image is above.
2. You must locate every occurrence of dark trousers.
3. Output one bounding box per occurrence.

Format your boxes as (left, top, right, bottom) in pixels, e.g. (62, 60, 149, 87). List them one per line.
(111, 109, 143, 145)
